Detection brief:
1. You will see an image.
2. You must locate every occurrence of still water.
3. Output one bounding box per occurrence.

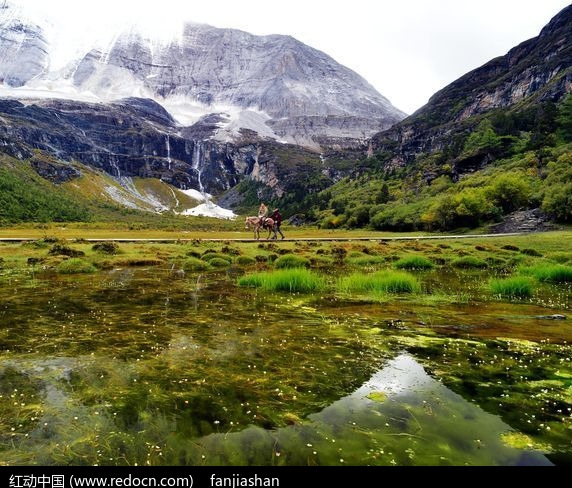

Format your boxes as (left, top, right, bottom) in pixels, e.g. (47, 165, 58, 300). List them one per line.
(0, 267, 570, 466)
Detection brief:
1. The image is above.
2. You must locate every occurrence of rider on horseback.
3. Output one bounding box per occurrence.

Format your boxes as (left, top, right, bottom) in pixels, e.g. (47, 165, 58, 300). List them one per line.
(258, 202, 269, 226)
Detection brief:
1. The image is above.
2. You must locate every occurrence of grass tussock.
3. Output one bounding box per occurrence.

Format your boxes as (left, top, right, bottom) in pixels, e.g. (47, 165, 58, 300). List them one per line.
(346, 255, 387, 267)
(450, 256, 488, 269)
(519, 264, 572, 283)
(274, 254, 311, 269)
(238, 269, 326, 293)
(56, 258, 98, 274)
(490, 277, 534, 299)
(337, 270, 420, 295)
(182, 257, 211, 272)
(394, 255, 434, 270)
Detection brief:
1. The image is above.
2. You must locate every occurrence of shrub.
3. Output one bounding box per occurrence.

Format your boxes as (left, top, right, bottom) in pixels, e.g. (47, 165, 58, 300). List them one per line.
(487, 173, 533, 213)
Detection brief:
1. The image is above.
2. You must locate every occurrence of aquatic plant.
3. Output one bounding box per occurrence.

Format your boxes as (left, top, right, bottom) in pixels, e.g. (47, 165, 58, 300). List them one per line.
(490, 276, 534, 298)
(238, 268, 326, 293)
(337, 270, 420, 295)
(520, 264, 572, 283)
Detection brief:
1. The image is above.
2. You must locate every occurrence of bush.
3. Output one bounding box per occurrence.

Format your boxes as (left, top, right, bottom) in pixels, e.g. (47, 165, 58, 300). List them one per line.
(487, 173, 532, 213)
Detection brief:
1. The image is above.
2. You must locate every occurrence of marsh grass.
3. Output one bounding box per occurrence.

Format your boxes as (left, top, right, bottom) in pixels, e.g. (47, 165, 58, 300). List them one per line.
(56, 258, 97, 274)
(394, 255, 434, 270)
(337, 270, 420, 295)
(238, 268, 326, 293)
(450, 256, 488, 269)
(274, 254, 311, 269)
(346, 255, 387, 267)
(202, 252, 233, 264)
(182, 257, 211, 272)
(0, 229, 571, 466)
(547, 252, 572, 265)
(208, 258, 232, 268)
(490, 277, 534, 299)
(519, 264, 572, 284)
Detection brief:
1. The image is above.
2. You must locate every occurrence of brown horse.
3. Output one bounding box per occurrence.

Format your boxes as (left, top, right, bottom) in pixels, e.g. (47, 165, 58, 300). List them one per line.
(245, 216, 275, 240)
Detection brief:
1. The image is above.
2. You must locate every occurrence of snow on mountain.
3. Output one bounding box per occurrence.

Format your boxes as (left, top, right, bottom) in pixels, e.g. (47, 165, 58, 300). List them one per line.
(0, 1, 51, 87)
(0, 1, 406, 148)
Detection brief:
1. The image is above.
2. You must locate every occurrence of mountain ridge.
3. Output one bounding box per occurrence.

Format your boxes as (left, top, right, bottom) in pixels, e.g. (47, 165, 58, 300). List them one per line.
(0, 1, 406, 150)
(0, 3, 570, 230)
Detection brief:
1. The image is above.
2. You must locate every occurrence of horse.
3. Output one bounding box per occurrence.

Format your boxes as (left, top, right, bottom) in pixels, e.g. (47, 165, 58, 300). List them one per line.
(245, 216, 275, 240)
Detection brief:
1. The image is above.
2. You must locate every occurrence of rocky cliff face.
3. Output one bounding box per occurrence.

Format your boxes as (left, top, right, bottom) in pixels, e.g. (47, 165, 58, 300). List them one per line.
(0, 96, 324, 200)
(369, 4, 572, 169)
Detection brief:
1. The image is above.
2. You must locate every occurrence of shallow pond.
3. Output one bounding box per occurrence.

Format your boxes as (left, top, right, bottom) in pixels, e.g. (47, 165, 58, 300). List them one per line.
(0, 265, 570, 466)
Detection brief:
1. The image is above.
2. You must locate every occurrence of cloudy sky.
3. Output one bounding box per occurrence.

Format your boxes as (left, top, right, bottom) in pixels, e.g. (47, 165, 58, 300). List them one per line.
(17, 0, 572, 114)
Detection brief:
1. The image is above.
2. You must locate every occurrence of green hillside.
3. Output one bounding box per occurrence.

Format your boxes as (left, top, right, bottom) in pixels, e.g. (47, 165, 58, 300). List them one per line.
(289, 94, 572, 232)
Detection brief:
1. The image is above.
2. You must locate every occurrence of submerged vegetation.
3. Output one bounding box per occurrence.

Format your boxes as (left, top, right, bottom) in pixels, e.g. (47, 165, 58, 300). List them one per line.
(0, 228, 570, 466)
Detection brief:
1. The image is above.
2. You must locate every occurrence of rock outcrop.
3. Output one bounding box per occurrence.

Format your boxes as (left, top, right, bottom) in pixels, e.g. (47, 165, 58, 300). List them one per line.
(369, 4, 572, 169)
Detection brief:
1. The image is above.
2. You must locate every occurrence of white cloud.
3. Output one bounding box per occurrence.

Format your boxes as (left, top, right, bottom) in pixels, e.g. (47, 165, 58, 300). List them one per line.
(15, 0, 572, 114)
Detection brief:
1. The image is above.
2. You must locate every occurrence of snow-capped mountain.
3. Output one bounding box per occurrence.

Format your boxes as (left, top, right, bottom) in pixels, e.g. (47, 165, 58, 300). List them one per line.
(0, 1, 406, 149)
(0, 1, 50, 87)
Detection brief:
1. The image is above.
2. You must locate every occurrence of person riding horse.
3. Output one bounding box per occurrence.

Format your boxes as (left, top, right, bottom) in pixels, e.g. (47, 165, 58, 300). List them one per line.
(258, 202, 269, 226)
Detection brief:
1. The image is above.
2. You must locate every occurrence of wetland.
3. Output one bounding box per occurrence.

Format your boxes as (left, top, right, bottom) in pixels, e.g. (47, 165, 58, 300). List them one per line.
(0, 229, 571, 466)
